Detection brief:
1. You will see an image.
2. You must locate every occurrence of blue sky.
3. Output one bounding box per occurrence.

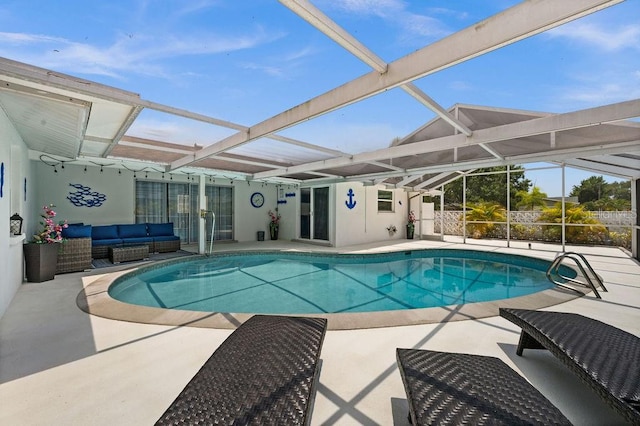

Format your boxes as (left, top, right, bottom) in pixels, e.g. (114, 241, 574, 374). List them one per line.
(1, 0, 639, 196)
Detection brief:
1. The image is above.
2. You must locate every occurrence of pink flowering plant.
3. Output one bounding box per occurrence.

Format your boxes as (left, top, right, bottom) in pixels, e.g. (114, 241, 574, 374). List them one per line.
(268, 209, 281, 230)
(407, 210, 417, 228)
(32, 204, 68, 243)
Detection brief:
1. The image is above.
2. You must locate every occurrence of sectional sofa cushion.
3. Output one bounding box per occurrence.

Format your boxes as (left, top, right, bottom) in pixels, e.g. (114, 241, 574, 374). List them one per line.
(147, 222, 175, 237)
(152, 235, 180, 242)
(123, 237, 154, 245)
(62, 224, 92, 239)
(92, 238, 123, 246)
(118, 224, 148, 238)
(92, 225, 119, 240)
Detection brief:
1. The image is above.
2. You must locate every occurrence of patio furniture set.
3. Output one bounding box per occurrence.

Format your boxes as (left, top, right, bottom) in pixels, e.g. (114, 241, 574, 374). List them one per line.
(56, 222, 181, 273)
(153, 309, 639, 425)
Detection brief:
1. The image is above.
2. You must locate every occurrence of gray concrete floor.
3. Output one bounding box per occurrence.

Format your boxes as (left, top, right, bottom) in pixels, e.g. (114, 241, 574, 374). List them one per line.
(1, 238, 638, 425)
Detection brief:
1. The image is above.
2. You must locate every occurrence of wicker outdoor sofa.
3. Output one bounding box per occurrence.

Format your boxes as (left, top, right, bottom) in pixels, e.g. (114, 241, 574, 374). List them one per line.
(55, 237, 92, 274)
(396, 348, 570, 425)
(156, 315, 328, 425)
(500, 308, 640, 425)
(54, 222, 181, 272)
(90, 223, 180, 259)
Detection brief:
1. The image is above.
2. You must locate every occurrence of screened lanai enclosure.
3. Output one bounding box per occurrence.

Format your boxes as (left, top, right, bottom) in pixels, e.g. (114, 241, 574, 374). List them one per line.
(1, 0, 638, 257)
(412, 165, 634, 252)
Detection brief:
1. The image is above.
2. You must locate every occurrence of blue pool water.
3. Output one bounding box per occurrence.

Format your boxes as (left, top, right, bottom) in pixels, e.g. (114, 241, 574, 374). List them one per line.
(109, 250, 562, 314)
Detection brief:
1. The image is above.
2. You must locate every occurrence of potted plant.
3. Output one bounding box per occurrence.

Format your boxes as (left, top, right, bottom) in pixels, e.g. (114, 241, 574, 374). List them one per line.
(268, 209, 281, 240)
(406, 210, 417, 239)
(23, 204, 68, 282)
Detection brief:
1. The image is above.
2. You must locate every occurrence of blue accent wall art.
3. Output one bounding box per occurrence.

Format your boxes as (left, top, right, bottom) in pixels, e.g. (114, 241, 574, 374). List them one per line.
(67, 183, 107, 207)
(345, 188, 356, 209)
(0, 162, 4, 198)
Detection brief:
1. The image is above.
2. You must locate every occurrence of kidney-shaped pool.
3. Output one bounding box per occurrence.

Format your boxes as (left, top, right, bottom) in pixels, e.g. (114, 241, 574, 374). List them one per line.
(108, 249, 573, 315)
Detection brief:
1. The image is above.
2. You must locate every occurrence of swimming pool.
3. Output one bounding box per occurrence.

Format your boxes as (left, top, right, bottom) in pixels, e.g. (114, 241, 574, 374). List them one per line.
(108, 249, 566, 316)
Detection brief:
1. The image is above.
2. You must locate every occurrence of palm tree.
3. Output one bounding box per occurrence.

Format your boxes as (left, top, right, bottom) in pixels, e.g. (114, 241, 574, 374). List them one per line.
(515, 186, 547, 210)
(464, 202, 506, 239)
(537, 202, 607, 243)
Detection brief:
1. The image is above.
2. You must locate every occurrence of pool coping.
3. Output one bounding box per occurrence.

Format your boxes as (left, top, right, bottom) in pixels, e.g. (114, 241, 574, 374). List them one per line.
(77, 248, 587, 330)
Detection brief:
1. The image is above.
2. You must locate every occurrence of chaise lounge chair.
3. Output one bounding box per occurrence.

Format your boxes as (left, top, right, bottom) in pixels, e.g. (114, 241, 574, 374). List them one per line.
(156, 315, 327, 426)
(396, 348, 570, 425)
(499, 308, 640, 425)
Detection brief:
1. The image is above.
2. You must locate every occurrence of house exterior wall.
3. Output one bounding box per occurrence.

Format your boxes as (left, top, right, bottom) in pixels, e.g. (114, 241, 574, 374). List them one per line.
(1, 108, 32, 319)
(34, 162, 135, 227)
(30, 162, 294, 245)
(234, 184, 296, 242)
(334, 182, 410, 247)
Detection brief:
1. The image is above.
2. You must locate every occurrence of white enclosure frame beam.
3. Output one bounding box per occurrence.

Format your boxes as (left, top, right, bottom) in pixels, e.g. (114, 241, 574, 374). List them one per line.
(253, 99, 640, 179)
(171, 0, 623, 171)
(279, 0, 472, 137)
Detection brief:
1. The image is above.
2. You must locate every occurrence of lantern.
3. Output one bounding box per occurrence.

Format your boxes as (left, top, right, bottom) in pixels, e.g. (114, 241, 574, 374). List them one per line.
(10, 213, 23, 235)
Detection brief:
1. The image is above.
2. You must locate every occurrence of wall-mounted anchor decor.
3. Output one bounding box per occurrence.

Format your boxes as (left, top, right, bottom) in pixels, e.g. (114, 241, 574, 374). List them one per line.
(277, 200, 287, 204)
(345, 188, 356, 209)
(285, 192, 296, 198)
(67, 183, 107, 207)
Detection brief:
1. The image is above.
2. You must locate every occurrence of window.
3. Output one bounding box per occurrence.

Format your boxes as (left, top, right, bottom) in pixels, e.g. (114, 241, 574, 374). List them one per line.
(136, 181, 235, 243)
(136, 181, 193, 242)
(378, 190, 393, 212)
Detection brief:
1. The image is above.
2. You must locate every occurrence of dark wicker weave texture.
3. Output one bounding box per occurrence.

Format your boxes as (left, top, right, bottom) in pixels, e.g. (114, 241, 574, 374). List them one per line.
(153, 239, 180, 253)
(56, 238, 92, 274)
(396, 349, 571, 425)
(91, 245, 111, 259)
(500, 308, 640, 425)
(108, 245, 149, 263)
(156, 315, 327, 426)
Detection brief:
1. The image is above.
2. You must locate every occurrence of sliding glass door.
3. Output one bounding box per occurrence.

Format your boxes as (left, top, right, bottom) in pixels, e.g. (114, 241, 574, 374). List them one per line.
(300, 187, 329, 241)
(135, 181, 194, 242)
(205, 185, 234, 241)
(135, 181, 234, 244)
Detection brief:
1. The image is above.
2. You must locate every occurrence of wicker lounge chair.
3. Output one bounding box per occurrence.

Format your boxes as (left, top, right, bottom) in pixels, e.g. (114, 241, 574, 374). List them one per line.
(156, 315, 327, 426)
(396, 348, 570, 425)
(500, 308, 640, 425)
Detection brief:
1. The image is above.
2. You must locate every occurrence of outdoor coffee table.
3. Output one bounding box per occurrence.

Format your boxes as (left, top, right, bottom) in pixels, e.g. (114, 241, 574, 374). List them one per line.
(108, 245, 149, 264)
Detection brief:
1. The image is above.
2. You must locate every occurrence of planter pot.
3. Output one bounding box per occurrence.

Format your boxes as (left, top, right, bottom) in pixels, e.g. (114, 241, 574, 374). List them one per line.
(23, 243, 59, 283)
(270, 226, 279, 240)
(406, 225, 415, 240)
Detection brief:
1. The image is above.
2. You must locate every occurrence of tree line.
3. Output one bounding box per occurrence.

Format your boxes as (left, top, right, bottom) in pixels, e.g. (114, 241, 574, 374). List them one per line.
(437, 166, 630, 211)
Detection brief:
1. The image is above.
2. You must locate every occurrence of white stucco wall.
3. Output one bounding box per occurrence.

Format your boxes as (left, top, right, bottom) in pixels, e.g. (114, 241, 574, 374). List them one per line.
(1, 108, 32, 319)
(32, 161, 295, 245)
(233, 184, 297, 242)
(34, 162, 135, 228)
(334, 182, 410, 247)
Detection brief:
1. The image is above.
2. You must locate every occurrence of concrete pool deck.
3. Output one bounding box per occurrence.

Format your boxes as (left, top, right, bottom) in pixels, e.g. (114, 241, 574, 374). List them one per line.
(1, 237, 639, 425)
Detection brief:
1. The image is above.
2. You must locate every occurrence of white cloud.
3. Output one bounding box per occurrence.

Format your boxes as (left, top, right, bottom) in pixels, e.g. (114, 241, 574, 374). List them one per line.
(332, 0, 404, 18)
(323, 0, 449, 40)
(449, 80, 472, 91)
(556, 71, 640, 107)
(548, 22, 640, 51)
(403, 14, 450, 38)
(174, 0, 218, 17)
(239, 62, 284, 78)
(0, 27, 283, 79)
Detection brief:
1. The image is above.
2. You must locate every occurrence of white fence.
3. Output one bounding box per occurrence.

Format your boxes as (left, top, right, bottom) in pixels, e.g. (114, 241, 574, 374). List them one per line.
(434, 210, 635, 236)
